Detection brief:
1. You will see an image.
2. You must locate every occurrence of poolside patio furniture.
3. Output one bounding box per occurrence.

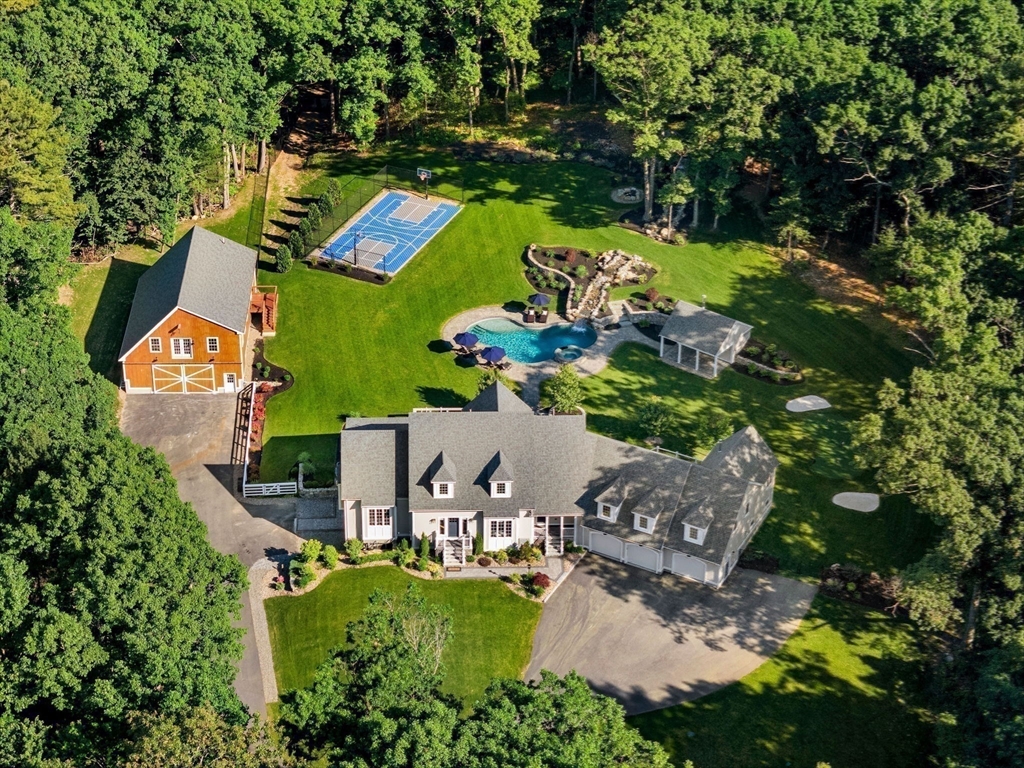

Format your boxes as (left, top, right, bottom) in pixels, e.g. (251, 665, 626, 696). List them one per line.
(538, 310, 549, 324)
(529, 293, 550, 307)
(524, 310, 536, 323)
(481, 346, 507, 367)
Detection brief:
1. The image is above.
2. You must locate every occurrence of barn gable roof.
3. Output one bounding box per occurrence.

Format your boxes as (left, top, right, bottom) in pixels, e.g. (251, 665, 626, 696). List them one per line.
(118, 227, 257, 360)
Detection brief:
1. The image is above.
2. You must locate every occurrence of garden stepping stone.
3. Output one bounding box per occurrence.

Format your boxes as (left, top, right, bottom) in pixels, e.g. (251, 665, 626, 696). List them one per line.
(832, 492, 880, 512)
(785, 395, 831, 412)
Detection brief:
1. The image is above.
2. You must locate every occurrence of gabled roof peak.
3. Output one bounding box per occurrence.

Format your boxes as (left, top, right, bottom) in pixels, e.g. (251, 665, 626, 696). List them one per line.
(489, 451, 514, 482)
(431, 451, 456, 483)
(463, 382, 534, 414)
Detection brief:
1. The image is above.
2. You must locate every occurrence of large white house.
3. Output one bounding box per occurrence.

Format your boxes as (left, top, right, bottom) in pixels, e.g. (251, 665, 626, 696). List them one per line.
(337, 382, 777, 587)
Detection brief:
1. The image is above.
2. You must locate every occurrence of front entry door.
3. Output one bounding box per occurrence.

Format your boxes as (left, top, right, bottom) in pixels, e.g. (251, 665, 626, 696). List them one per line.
(447, 517, 461, 539)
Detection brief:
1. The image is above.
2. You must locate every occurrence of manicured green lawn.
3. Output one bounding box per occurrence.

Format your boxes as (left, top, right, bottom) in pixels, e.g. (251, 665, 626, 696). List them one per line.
(264, 566, 542, 705)
(631, 596, 932, 768)
(66, 245, 159, 381)
(578, 344, 934, 578)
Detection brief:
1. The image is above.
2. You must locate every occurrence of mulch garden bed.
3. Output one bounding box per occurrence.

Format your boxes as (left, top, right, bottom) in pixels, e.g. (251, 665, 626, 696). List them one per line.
(738, 548, 780, 575)
(818, 563, 906, 616)
(527, 245, 655, 317)
(732, 338, 804, 385)
(306, 255, 392, 284)
(625, 286, 678, 316)
(246, 341, 295, 484)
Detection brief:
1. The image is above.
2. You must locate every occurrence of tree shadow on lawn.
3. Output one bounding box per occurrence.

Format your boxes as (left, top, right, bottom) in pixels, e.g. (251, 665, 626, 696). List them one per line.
(84, 256, 150, 381)
(628, 597, 931, 768)
(416, 386, 469, 408)
(260, 433, 339, 486)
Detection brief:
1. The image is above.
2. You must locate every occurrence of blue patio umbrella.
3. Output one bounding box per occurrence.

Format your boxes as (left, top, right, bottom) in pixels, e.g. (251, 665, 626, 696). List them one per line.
(481, 346, 506, 364)
(454, 331, 478, 348)
(529, 293, 551, 307)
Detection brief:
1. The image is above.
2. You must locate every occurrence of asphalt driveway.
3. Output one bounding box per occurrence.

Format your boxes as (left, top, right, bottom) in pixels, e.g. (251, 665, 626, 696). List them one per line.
(121, 393, 302, 716)
(527, 556, 817, 714)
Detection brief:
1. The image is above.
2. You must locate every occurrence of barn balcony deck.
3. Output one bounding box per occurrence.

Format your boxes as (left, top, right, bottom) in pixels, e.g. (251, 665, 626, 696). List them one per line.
(250, 286, 279, 337)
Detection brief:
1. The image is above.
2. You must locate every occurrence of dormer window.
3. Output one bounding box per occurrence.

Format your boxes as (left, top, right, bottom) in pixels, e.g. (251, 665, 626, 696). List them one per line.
(598, 502, 618, 521)
(635, 514, 655, 533)
(490, 480, 511, 498)
(684, 525, 707, 545)
(433, 481, 454, 499)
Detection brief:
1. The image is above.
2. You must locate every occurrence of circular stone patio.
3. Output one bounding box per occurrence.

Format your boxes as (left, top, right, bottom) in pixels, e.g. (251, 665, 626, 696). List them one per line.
(611, 186, 642, 204)
(786, 395, 832, 412)
(832, 492, 880, 512)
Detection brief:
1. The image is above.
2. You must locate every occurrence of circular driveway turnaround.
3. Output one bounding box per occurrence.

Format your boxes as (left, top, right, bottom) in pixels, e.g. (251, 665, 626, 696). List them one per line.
(832, 492, 881, 512)
(785, 394, 832, 412)
(527, 557, 817, 715)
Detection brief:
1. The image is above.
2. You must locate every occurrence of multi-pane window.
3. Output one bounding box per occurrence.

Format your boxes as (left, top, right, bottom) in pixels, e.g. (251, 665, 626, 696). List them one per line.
(685, 525, 703, 543)
(637, 515, 652, 532)
(437, 483, 449, 496)
(495, 482, 507, 495)
(490, 520, 513, 538)
(171, 337, 194, 358)
(206, 337, 220, 353)
(148, 337, 162, 353)
(368, 508, 391, 526)
(599, 504, 614, 519)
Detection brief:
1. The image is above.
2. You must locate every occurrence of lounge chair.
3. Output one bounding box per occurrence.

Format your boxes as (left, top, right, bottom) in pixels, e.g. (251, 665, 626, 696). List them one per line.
(499, 361, 513, 371)
(524, 311, 536, 323)
(538, 310, 549, 324)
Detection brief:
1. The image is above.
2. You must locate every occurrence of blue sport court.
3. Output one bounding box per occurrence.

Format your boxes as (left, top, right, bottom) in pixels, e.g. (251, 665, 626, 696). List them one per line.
(320, 190, 461, 274)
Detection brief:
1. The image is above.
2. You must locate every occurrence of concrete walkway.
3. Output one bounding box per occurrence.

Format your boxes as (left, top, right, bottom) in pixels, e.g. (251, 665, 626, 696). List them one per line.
(527, 557, 817, 714)
(441, 304, 659, 405)
(120, 394, 302, 716)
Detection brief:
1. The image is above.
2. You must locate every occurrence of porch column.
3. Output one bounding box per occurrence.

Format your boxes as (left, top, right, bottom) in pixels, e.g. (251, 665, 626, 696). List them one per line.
(694, 349, 700, 371)
(713, 354, 718, 376)
(677, 342, 682, 364)
(659, 336, 665, 356)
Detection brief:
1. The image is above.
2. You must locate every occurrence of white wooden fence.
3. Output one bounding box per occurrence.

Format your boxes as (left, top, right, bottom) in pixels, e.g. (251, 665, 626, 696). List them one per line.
(241, 383, 297, 497)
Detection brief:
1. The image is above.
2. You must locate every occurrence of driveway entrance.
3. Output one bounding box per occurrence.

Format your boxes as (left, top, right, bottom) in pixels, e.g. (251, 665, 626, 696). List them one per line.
(527, 557, 816, 714)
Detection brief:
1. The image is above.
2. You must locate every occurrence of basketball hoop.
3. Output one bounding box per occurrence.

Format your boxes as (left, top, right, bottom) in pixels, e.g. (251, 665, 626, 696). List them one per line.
(418, 171, 428, 182)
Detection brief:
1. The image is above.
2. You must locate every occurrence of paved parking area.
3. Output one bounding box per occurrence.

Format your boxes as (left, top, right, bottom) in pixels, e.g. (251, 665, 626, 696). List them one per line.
(527, 556, 817, 714)
(121, 393, 302, 716)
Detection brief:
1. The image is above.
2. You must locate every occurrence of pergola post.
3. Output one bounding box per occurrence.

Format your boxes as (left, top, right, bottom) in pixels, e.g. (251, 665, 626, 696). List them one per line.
(659, 336, 665, 357)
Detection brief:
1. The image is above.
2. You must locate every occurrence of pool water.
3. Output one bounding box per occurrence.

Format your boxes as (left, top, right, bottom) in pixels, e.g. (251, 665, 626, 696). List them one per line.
(468, 317, 597, 364)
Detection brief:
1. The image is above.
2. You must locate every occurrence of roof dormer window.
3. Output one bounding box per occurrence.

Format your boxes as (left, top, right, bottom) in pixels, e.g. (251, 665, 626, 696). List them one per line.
(635, 514, 655, 533)
(430, 451, 456, 498)
(433, 481, 454, 499)
(490, 480, 511, 498)
(684, 525, 707, 545)
(598, 502, 619, 521)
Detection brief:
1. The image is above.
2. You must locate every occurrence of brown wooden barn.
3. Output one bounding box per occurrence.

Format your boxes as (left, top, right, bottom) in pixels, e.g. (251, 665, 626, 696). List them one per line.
(118, 227, 276, 394)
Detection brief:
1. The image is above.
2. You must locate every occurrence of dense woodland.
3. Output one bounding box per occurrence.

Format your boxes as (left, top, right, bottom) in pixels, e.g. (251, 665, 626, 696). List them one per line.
(3, 0, 1024, 765)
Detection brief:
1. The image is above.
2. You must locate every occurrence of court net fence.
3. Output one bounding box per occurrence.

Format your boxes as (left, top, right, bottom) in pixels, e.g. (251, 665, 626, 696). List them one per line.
(304, 164, 464, 259)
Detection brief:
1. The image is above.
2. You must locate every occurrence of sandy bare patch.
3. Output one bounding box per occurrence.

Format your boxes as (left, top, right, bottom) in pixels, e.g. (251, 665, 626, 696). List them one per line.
(832, 492, 880, 512)
(786, 395, 832, 413)
(57, 283, 74, 307)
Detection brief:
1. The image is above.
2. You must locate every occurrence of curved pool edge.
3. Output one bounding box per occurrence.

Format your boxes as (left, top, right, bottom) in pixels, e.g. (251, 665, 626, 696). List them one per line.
(467, 316, 597, 365)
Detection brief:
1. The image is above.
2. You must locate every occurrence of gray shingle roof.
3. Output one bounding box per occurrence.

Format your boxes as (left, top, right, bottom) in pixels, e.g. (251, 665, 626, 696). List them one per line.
(340, 418, 409, 505)
(431, 452, 457, 483)
(464, 383, 535, 414)
(118, 227, 256, 360)
(659, 300, 753, 357)
(489, 451, 515, 482)
(663, 465, 749, 562)
(681, 499, 715, 529)
(699, 426, 778, 486)
(578, 435, 691, 547)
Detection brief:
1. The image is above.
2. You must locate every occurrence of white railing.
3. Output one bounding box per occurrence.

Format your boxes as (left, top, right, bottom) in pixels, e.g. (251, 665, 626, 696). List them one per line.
(652, 445, 697, 463)
(241, 382, 296, 497)
(412, 407, 464, 413)
(244, 482, 298, 498)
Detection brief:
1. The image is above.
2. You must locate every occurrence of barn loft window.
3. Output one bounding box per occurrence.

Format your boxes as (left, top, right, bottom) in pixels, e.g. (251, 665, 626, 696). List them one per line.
(206, 337, 220, 353)
(171, 338, 194, 359)
(148, 337, 162, 354)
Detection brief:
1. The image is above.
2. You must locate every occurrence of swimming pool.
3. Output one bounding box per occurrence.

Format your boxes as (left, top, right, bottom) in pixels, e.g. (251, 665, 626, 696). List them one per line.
(468, 317, 597, 364)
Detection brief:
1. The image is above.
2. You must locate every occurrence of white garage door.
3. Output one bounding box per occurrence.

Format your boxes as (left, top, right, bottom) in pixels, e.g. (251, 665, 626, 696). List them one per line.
(152, 364, 216, 394)
(587, 531, 622, 560)
(624, 543, 660, 572)
(671, 552, 706, 582)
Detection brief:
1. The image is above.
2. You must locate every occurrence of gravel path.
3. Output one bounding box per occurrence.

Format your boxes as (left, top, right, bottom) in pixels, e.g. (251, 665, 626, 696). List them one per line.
(248, 559, 282, 705)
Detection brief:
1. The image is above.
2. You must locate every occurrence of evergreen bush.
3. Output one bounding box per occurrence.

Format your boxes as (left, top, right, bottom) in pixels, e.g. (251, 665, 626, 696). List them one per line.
(275, 244, 292, 273)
